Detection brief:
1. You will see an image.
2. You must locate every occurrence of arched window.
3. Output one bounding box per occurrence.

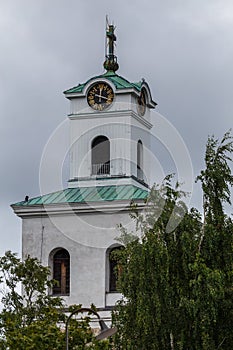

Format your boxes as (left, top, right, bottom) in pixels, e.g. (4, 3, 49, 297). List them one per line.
(107, 246, 124, 292)
(137, 140, 143, 180)
(52, 249, 70, 296)
(91, 135, 110, 175)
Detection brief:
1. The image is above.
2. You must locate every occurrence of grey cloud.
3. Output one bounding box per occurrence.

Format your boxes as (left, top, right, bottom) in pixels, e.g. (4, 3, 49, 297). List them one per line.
(1, 0, 233, 255)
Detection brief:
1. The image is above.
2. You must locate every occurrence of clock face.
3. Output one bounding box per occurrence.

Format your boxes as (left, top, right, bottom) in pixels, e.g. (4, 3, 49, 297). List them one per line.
(137, 90, 146, 116)
(87, 82, 114, 111)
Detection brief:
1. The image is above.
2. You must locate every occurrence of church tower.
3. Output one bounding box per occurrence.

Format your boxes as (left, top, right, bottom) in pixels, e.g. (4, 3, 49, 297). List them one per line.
(65, 24, 156, 190)
(12, 24, 156, 319)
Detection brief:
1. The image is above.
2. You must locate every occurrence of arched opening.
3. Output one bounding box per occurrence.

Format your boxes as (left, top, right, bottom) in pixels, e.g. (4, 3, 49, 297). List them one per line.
(91, 135, 110, 175)
(107, 246, 124, 292)
(52, 248, 70, 296)
(137, 140, 143, 180)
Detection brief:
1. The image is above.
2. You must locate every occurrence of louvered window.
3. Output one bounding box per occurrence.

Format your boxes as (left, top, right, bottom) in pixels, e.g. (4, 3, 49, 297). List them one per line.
(109, 247, 124, 292)
(53, 249, 70, 295)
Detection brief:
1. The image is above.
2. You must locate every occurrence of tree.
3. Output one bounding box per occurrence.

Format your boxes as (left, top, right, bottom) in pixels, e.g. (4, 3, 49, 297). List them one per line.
(113, 132, 233, 350)
(0, 251, 111, 350)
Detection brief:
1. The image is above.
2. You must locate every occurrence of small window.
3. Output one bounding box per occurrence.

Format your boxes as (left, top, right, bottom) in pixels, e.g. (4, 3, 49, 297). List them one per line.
(91, 135, 110, 175)
(137, 140, 143, 180)
(108, 246, 124, 292)
(52, 249, 70, 295)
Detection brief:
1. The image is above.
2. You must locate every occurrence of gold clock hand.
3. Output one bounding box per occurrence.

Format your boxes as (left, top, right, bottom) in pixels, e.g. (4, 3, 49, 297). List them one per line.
(98, 87, 103, 102)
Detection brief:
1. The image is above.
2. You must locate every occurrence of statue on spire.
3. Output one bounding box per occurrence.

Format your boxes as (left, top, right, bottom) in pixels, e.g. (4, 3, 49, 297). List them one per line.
(103, 21, 119, 73)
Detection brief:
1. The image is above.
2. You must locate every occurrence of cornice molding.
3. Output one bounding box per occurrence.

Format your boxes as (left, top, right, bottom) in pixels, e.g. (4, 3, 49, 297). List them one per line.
(68, 110, 153, 129)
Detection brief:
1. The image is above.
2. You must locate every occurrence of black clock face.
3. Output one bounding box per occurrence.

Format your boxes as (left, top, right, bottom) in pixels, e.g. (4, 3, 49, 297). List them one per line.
(137, 90, 146, 116)
(87, 82, 114, 111)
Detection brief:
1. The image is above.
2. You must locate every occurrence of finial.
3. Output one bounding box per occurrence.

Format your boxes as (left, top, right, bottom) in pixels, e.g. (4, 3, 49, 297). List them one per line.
(103, 18, 119, 73)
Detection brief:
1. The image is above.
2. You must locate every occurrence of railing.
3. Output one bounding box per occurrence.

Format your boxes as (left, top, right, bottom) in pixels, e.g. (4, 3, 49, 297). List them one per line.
(92, 162, 110, 175)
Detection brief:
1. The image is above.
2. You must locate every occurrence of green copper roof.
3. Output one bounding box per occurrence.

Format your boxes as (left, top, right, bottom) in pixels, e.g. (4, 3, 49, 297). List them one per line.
(64, 72, 143, 94)
(13, 185, 148, 206)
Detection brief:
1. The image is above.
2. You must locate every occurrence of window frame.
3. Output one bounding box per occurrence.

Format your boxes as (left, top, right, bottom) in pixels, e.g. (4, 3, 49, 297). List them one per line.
(91, 135, 110, 175)
(49, 248, 70, 296)
(106, 245, 124, 293)
(137, 139, 143, 180)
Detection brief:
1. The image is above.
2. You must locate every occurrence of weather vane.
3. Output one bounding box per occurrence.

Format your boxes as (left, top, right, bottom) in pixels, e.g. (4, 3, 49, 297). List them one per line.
(103, 16, 119, 72)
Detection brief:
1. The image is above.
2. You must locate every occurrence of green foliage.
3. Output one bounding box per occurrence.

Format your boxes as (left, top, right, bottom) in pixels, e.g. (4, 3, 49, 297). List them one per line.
(0, 252, 111, 350)
(113, 132, 233, 349)
(196, 130, 233, 226)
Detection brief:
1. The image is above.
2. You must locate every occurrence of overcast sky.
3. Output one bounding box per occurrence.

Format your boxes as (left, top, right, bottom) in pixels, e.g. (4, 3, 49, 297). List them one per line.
(1, 0, 233, 256)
